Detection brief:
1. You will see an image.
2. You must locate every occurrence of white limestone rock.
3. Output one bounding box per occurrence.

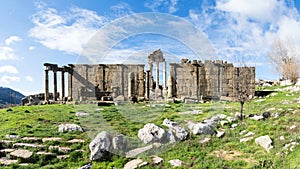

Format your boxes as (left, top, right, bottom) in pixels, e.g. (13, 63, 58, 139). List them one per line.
(138, 123, 167, 144)
(89, 131, 111, 161)
(255, 135, 273, 152)
(187, 121, 215, 135)
(76, 111, 89, 117)
(163, 119, 189, 141)
(169, 159, 183, 167)
(58, 124, 83, 132)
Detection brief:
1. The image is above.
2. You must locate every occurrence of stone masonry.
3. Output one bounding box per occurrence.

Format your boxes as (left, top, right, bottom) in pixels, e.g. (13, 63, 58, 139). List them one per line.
(43, 49, 255, 102)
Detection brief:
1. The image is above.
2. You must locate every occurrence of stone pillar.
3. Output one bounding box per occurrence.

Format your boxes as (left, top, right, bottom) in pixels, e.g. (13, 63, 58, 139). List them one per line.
(156, 61, 159, 90)
(145, 70, 150, 100)
(61, 71, 65, 100)
(168, 76, 172, 98)
(163, 61, 167, 89)
(53, 70, 58, 101)
(138, 68, 144, 97)
(68, 69, 73, 100)
(45, 70, 49, 102)
(128, 72, 132, 98)
(149, 61, 153, 89)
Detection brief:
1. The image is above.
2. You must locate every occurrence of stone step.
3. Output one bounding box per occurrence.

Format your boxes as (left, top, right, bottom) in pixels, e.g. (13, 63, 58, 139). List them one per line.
(67, 139, 85, 143)
(21, 137, 41, 143)
(10, 149, 33, 159)
(42, 137, 63, 143)
(57, 155, 70, 160)
(0, 140, 14, 147)
(13, 143, 45, 149)
(0, 157, 18, 165)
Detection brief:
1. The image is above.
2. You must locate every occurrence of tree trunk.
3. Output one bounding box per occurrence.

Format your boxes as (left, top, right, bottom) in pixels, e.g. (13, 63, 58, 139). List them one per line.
(240, 101, 244, 120)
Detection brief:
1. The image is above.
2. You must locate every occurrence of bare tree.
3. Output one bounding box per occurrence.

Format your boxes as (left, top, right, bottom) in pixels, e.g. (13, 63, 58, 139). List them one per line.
(234, 67, 255, 120)
(268, 38, 300, 83)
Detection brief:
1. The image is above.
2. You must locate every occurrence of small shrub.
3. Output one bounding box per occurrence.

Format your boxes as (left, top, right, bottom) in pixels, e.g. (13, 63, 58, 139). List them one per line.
(25, 110, 30, 113)
(6, 108, 12, 112)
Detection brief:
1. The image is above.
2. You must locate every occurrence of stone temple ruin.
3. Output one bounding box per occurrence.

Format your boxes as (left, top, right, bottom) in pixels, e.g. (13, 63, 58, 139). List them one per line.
(43, 49, 255, 103)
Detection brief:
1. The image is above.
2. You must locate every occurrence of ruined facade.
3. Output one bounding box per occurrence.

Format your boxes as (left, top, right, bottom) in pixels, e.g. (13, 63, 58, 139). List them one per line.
(43, 49, 255, 102)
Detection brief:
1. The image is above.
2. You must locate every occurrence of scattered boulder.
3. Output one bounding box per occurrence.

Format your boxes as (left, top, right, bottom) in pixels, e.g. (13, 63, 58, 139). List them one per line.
(162, 119, 189, 141)
(255, 135, 273, 152)
(89, 131, 111, 161)
(152, 155, 163, 164)
(216, 131, 225, 138)
(290, 125, 297, 130)
(138, 123, 167, 144)
(226, 116, 237, 123)
(279, 136, 285, 141)
(231, 124, 238, 128)
(123, 159, 148, 169)
(249, 115, 264, 121)
(169, 159, 183, 167)
(220, 120, 229, 127)
(67, 139, 85, 143)
(5, 135, 20, 139)
(216, 114, 227, 120)
(240, 137, 253, 143)
(187, 121, 215, 135)
(58, 124, 83, 132)
(244, 132, 255, 137)
(112, 134, 127, 153)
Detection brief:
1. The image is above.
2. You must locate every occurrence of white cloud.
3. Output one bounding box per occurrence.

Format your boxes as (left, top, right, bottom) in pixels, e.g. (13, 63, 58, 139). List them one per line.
(5, 36, 22, 45)
(29, 6, 106, 55)
(144, 0, 178, 13)
(28, 46, 36, 50)
(0, 47, 18, 60)
(0, 65, 18, 74)
(0, 76, 20, 84)
(25, 75, 33, 82)
(216, 0, 279, 22)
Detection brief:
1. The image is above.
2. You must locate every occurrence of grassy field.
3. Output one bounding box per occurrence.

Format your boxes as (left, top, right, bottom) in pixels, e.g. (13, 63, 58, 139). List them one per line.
(0, 86, 300, 168)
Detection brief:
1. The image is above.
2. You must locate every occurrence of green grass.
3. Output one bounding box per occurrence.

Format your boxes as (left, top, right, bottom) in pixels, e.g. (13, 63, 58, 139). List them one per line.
(0, 88, 300, 168)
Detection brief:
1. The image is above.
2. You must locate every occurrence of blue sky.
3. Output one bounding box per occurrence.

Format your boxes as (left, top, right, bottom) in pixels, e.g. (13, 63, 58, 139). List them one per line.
(0, 0, 300, 95)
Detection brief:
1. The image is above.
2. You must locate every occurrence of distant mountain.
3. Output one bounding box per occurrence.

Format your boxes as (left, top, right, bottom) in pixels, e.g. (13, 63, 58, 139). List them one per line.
(0, 87, 25, 105)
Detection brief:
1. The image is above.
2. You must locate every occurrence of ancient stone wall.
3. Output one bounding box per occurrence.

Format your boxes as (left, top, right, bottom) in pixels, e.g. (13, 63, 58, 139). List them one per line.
(169, 59, 255, 100)
(71, 64, 144, 100)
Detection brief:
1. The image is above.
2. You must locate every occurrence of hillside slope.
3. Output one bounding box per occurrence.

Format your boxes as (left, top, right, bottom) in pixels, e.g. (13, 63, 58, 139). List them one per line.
(0, 87, 25, 105)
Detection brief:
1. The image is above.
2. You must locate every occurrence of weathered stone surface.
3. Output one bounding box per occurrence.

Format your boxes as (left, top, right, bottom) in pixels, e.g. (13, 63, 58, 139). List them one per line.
(162, 119, 189, 141)
(0, 157, 18, 165)
(5, 135, 20, 139)
(10, 149, 33, 159)
(58, 124, 83, 132)
(76, 111, 89, 117)
(187, 121, 215, 135)
(169, 159, 183, 167)
(152, 155, 163, 164)
(13, 143, 44, 148)
(42, 137, 62, 142)
(123, 159, 147, 169)
(255, 135, 273, 152)
(245, 132, 255, 137)
(67, 139, 85, 143)
(57, 155, 70, 160)
(226, 116, 237, 123)
(89, 131, 111, 161)
(125, 145, 153, 158)
(0, 140, 13, 146)
(49, 146, 71, 153)
(216, 114, 227, 120)
(199, 137, 211, 144)
(138, 123, 167, 144)
(21, 137, 40, 142)
(204, 116, 220, 127)
(0, 148, 15, 153)
(240, 137, 253, 143)
(216, 131, 225, 138)
(249, 115, 264, 121)
(112, 134, 127, 153)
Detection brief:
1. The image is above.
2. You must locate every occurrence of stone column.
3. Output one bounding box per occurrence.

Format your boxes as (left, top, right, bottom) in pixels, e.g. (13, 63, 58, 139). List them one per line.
(145, 70, 150, 100)
(53, 70, 58, 101)
(61, 71, 65, 100)
(168, 76, 173, 98)
(156, 61, 159, 90)
(163, 61, 167, 89)
(45, 70, 49, 102)
(128, 72, 132, 98)
(68, 69, 73, 100)
(149, 61, 153, 89)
